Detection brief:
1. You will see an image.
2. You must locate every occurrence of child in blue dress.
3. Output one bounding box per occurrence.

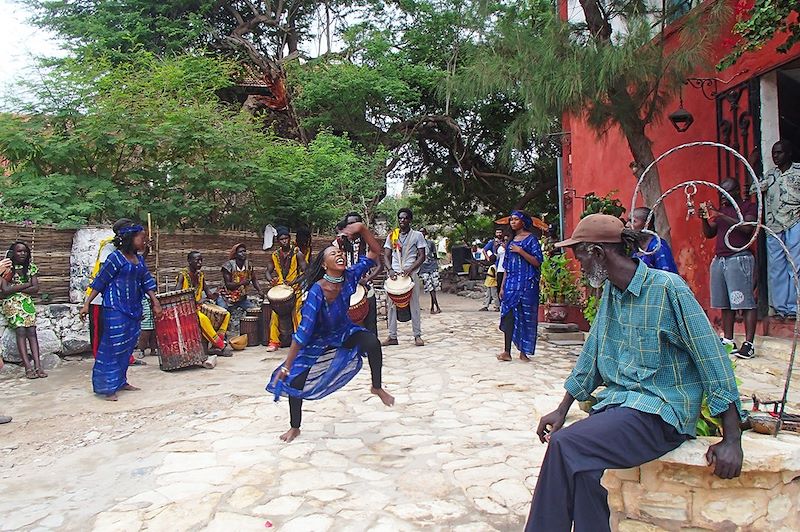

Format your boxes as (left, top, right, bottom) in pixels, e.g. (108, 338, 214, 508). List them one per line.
(268, 222, 394, 442)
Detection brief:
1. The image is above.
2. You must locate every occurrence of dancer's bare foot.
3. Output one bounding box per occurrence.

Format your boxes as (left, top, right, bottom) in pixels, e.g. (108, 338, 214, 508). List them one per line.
(519, 353, 531, 362)
(105, 393, 119, 401)
(371, 387, 395, 406)
(496, 351, 512, 361)
(280, 428, 300, 442)
(121, 384, 141, 391)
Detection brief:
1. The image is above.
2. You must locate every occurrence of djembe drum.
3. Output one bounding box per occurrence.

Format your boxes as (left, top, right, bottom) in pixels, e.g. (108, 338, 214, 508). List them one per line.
(348, 284, 369, 325)
(384, 275, 415, 323)
(199, 302, 228, 332)
(268, 285, 297, 347)
(154, 289, 206, 371)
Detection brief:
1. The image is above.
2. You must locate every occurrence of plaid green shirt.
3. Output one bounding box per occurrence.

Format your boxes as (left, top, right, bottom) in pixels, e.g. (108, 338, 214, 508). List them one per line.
(565, 261, 742, 436)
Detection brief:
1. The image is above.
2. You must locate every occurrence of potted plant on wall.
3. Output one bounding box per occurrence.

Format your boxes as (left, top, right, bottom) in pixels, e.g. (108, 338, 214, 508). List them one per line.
(540, 252, 580, 323)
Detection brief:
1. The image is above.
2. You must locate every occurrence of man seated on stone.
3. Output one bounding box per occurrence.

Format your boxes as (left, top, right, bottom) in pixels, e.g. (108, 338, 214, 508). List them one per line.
(525, 214, 744, 532)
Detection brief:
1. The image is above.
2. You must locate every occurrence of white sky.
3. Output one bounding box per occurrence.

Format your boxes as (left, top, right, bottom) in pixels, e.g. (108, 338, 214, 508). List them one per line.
(0, 0, 65, 94)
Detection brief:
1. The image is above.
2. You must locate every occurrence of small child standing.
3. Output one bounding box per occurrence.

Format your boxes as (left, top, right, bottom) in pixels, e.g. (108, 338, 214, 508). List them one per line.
(480, 264, 500, 312)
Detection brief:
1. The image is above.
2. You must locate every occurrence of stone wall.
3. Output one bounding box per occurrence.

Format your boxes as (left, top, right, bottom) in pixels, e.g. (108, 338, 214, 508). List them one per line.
(603, 434, 800, 530)
(70, 227, 114, 304)
(0, 303, 90, 367)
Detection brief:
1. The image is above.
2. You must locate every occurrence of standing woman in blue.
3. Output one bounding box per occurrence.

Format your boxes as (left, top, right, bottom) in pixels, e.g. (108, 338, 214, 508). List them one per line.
(268, 222, 395, 443)
(80, 221, 161, 401)
(497, 211, 544, 362)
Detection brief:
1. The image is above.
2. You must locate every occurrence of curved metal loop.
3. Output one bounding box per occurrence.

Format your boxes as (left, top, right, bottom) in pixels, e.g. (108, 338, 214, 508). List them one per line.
(627, 141, 798, 434)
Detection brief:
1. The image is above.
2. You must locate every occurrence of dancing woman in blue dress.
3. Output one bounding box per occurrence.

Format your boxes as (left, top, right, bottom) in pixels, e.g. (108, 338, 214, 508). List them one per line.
(80, 221, 162, 401)
(268, 222, 394, 442)
(497, 211, 544, 362)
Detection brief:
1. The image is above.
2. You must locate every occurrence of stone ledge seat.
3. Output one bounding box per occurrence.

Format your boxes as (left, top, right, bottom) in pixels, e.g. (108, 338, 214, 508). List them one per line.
(602, 432, 800, 531)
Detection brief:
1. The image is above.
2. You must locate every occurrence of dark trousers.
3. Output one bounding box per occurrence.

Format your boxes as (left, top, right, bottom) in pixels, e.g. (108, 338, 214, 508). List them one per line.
(525, 407, 687, 532)
(365, 295, 378, 336)
(289, 331, 383, 428)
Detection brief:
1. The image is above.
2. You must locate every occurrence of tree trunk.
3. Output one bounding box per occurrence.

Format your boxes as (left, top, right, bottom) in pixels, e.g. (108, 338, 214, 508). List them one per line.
(619, 119, 672, 245)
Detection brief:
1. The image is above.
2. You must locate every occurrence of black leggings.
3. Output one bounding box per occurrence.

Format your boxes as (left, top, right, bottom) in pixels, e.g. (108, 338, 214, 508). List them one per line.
(501, 310, 515, 353)
(289, 331, 383, 428)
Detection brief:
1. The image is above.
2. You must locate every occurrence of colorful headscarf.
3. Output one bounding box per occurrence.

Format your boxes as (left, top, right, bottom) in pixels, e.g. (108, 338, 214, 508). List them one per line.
(228, 242, 246, 260)
(510, 210, 533, 230)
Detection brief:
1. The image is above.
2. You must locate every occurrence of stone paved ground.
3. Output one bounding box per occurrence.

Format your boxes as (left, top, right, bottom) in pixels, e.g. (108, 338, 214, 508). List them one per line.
(0, 293, 798, 531)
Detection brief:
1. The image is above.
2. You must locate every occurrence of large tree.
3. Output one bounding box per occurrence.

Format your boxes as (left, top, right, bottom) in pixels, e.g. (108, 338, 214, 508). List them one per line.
(460, 0, 729, 242)
(290, 0, 559, 223)
(0, 54, 382, 230)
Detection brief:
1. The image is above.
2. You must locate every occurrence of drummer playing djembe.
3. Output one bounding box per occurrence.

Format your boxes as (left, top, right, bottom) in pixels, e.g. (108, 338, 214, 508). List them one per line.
(268, 222, 394, 443)
(265, 227, 308, 352)
(175, 251, 231, 352)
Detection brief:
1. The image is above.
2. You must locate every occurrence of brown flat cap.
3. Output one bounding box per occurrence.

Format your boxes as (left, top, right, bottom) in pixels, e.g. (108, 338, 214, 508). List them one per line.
(555, 214, 624, 248)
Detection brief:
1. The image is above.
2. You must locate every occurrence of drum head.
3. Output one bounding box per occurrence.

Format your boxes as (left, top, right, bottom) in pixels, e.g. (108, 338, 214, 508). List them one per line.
(201, 303, 226, 313)
(350, 284, 367, 306)
(268, 284, 295, 301)
(384, 275, 414, 295)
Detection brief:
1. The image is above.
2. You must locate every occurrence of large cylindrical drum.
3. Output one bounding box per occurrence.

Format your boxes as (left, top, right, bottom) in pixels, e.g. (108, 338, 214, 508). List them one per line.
(155, 289, 207, 371)
(199, 303, 228, 332)
(246, 307, 264, 345)
(240, 316, 260, 347)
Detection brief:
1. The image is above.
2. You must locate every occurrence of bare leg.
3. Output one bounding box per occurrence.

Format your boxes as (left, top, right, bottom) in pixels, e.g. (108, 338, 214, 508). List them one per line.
(721, 309, 735, 341)
(431, 291, 441, 313)
(15, 328, 33, 374)
(27, 327, 46, 377)
(743, 308, 757, 344)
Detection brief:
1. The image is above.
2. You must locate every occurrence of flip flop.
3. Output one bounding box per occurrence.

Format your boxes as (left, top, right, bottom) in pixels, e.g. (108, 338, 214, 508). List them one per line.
(36, 369, 48, 378)
(25, 369, 37, 379)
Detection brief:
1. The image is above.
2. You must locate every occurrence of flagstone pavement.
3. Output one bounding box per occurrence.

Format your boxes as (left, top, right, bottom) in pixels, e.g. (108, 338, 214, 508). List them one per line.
(0, 293, 797, 531)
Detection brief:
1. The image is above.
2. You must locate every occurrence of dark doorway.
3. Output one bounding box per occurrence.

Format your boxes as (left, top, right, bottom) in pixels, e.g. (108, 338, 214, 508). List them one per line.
(777, 61, 800, 162)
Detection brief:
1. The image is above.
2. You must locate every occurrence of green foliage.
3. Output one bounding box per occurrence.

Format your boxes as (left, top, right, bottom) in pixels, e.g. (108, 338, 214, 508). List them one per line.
(540, 252, 580, 305)
(581, 191, 626, 219)
(0, 54, 380, 230)
(696, 359, 741, 436)
(445, 214, 497, 248)
(583, 294, 600, 325)
(719, 0, 800, 70)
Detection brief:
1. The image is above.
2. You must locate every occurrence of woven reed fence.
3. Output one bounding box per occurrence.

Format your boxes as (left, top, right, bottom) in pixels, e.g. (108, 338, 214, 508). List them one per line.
(0, 224, 76, 303)
(0, 223, 339, 302)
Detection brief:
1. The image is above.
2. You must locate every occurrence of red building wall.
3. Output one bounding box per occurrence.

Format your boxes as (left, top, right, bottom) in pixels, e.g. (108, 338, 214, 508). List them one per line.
(560, 3, 800, 328)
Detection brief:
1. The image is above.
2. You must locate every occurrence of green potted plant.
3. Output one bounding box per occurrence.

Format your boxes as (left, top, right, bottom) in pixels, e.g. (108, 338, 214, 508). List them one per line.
(581, 191, 626, 219)
(540, 252, 580, 322)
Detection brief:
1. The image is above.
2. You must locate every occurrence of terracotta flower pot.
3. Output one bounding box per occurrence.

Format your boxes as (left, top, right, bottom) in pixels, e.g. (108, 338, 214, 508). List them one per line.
(545, 303, 568, 323)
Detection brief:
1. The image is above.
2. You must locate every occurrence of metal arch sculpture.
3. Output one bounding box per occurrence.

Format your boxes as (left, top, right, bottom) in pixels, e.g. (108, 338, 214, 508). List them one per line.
(630, 141, 798, 435)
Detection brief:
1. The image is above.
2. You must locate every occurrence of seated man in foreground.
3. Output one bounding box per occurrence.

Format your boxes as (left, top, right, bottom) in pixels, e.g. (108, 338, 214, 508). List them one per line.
(526, 214, 744, 532)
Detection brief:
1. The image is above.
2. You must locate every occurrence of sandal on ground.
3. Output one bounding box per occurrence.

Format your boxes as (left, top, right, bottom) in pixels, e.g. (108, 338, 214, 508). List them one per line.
(25, 369, 38, 379)
(496, 352, 512, 361)
(36, 369, 48, 378)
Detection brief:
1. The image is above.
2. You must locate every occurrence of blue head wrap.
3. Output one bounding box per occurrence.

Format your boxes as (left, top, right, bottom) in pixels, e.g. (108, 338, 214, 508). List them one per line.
(510, 210, 533, 230)
(117, 224, 144, 236)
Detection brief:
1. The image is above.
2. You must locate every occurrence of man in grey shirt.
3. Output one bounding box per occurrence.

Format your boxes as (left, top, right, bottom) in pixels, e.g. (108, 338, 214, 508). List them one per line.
(383, 208, 426, 346)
